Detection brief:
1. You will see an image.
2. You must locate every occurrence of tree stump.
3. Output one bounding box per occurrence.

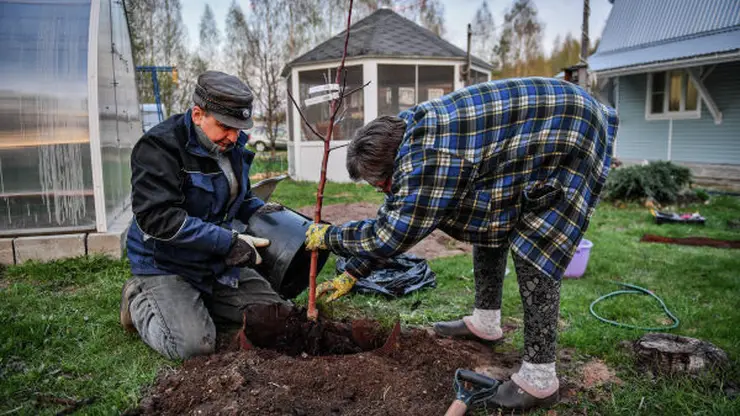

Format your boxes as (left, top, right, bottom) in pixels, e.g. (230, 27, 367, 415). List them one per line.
(633, 333, 729, 375)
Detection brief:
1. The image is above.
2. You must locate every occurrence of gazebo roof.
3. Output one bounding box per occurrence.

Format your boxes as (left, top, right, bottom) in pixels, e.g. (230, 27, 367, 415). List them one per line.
(282, 8, 493, 76)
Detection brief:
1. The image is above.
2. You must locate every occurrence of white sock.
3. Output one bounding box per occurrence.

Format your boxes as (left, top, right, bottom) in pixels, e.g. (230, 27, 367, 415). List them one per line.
(512, 361, 559, 398)
(468, 308, 502, 338)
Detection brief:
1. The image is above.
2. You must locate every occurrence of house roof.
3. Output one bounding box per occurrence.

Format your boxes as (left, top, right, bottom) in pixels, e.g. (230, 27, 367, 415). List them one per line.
(589, 0, 740, 74)
(282, 8, 493, 76)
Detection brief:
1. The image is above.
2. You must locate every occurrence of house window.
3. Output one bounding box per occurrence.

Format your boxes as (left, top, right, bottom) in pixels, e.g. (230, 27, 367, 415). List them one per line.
(646, 70, 701, 120)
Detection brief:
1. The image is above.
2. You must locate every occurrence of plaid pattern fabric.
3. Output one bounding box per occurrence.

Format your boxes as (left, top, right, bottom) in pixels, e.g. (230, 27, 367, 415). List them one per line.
(326, 77, 618, 280)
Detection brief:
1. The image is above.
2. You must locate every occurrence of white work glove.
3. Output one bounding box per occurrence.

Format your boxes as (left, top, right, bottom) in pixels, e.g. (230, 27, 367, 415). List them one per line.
(225, 232, 270, 267)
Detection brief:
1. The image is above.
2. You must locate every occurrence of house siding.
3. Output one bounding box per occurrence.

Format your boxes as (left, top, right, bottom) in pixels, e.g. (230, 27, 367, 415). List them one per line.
(615, 61, 740, 165)
(672, 62, 740, 164)
(614, 73, 670, 161)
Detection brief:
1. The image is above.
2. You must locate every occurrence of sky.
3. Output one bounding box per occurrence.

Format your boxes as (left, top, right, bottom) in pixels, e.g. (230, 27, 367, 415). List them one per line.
(180, 0, 613, 57)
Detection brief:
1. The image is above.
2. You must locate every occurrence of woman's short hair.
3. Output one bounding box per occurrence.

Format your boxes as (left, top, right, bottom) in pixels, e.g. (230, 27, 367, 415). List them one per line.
(346, 116, 406, 184)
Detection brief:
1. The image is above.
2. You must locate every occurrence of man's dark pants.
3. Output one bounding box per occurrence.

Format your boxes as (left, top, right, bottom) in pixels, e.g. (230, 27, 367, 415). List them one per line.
(124, 269, 286, 360)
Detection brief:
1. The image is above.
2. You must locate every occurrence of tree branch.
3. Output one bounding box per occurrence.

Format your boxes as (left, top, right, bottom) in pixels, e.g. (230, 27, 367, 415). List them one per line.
(286, 88, 325, 141)
(333, 105, 350, 127)
(342, 80, 371, 100)
(328, 142, 351, 152)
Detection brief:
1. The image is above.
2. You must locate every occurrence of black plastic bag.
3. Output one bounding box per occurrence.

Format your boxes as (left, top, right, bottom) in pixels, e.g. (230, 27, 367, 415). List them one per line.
(335, 254, 436, 298)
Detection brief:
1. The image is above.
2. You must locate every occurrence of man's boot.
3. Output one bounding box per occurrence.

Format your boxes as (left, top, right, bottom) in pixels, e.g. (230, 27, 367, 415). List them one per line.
(120, 278, 138, 333)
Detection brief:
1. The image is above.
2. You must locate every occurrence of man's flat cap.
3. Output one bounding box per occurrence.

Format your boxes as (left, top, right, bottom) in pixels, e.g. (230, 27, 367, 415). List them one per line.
(193, 71, 254, 129)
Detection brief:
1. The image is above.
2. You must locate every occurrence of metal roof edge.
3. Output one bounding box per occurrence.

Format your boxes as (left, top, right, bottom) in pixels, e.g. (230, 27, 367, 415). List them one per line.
(592, 50, 740, 77)
(593, 25, 740, 58)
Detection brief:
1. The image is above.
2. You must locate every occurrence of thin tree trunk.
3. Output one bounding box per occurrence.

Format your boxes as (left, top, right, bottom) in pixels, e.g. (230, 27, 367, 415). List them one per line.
(306, 0, 354, 321)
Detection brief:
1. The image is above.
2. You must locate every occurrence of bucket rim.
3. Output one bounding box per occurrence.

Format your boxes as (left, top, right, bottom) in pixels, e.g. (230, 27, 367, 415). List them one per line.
(578, 238, 593, 249)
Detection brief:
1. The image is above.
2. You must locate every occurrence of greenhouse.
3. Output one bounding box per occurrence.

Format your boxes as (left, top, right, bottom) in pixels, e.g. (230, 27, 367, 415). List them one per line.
(0, 0, 139, 261)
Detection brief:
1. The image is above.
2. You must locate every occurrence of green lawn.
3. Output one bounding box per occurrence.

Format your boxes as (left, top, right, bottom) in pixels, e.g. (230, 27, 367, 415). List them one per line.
(248, 150, 288, 177)
(0, 257, 168, 415)
(1, 180, 739, 415)
(270, 179, 385, 208)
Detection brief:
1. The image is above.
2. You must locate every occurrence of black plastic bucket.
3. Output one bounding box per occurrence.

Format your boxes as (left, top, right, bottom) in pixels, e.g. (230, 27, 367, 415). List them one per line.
(245, 207, 331, 299)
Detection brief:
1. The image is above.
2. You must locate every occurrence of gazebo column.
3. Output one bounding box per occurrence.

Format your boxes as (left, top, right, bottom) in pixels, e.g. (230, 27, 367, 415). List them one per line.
(362, 61, 378, 123)
(453, 64, 464, 90)
(290, 67, 301, 179)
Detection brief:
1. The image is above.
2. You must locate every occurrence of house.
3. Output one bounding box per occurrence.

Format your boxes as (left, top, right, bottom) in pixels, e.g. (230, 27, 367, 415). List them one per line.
(589, 0, 740, 189)
(281, 8, 493, 182)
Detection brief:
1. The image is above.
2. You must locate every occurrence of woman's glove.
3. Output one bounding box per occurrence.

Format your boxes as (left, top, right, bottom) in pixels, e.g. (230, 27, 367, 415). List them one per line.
(316, 272, 357, 302)
(305, 223, 330, 251)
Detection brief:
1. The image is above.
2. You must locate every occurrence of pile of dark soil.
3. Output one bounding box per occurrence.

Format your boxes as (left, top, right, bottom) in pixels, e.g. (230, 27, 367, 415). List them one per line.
(236, 304, 387, 357)
(134, 306, 605, 415)
(136, 324, 524, 415)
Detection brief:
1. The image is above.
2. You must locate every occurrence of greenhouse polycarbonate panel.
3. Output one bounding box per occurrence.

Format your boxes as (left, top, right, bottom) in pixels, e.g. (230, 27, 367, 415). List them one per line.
(98, 0, 140, 226)
(0, 145, 95, 233)
(98, 0, 124, 223)
(0, 0, 95, 235)
(111, 0, 139, 207)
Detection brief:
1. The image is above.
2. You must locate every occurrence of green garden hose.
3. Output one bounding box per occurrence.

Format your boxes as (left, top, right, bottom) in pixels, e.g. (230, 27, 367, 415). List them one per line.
(589, 281, 679, 330)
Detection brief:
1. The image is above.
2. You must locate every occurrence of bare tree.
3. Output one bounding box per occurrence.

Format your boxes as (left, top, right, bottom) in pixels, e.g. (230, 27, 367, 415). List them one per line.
(419, 0, 445, 36)
(493, 0, 544, 78)
(196, 4, 222, 73)
(226, 0, 331, 154)
(472, 0, 495, 64)
(225, 1, 250, 79)
(126, 0, 190, 114)
(155, 0, 189, 114)
(126, 0, 157, 65)
(493, 25, 512, 76)
(393, 0, 445, 36)
(286, 0, 325, 59)
(242, 0, 290, 156)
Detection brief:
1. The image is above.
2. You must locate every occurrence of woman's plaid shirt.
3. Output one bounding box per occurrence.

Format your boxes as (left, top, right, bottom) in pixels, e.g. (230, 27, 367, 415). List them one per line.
(326, 77, 619, 280)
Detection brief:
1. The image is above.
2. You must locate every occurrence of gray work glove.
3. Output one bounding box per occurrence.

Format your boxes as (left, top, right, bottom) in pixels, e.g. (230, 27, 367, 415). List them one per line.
(225, 232, 270, 268)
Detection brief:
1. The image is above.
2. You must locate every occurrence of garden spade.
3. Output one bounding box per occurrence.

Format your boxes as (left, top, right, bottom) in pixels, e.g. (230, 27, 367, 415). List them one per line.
(445, 369, 501, 416)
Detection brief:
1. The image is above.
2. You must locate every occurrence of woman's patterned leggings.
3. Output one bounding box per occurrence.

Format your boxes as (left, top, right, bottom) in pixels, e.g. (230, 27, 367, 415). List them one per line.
(473, 245, 561, 364)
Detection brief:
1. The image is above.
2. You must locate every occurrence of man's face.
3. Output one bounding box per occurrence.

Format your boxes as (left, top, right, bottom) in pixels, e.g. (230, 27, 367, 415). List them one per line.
(191, 106, 240, 151)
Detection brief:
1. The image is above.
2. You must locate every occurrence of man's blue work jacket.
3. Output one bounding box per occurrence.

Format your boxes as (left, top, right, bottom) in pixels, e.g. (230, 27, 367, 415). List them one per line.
(126, 109, 264, 292)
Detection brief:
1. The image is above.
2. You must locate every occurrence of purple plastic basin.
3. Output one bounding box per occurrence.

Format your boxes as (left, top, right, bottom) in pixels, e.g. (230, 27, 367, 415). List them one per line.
(564, 238, 593, 279)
